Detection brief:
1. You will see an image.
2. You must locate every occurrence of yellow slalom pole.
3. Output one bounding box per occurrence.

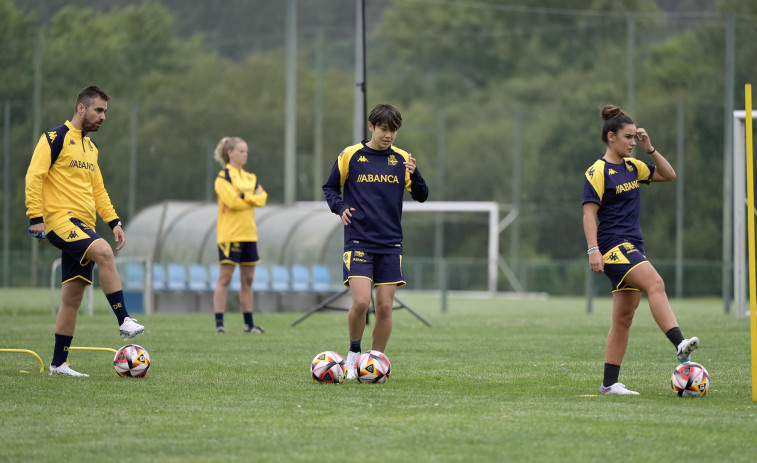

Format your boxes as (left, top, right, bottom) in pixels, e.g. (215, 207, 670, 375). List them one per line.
(745, 84, 757, 402)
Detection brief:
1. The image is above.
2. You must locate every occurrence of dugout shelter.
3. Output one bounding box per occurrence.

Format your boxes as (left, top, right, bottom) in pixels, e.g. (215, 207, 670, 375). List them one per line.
(117, 200, 344, 314)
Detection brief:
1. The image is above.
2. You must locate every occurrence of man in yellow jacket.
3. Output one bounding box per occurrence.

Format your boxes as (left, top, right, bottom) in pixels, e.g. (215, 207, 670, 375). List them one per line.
(25, 85, 144, 377)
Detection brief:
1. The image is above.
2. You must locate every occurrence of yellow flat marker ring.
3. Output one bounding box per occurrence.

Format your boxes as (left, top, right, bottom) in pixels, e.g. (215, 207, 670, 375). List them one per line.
(0, 349, 45, 372)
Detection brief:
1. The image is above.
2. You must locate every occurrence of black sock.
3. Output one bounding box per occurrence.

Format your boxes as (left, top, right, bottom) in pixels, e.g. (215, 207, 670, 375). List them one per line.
(52, 334, 73, 367)
(215, 313, 224, 327)
(665, 327, 684, 348)
(243, 312, 253, 328)
(349, 339, 361, 354)
(603, 363, 621, 386)
(106, 290, 129, 325)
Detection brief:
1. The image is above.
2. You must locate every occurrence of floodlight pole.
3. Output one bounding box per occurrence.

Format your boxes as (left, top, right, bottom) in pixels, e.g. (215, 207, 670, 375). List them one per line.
(722, 13, 735, 314)
(284, 0, 297, 205)
(353, 0, 367, 143)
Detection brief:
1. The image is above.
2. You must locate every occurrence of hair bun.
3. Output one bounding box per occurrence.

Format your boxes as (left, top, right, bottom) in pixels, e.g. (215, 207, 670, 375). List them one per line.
(601, 104, 624, 120)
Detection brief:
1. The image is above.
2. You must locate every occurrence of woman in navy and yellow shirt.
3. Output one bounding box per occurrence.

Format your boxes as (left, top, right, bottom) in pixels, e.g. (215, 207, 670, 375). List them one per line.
(213, 137, 267, 334)
(323, 103, 428, 380)
(582, 105, 699, 395)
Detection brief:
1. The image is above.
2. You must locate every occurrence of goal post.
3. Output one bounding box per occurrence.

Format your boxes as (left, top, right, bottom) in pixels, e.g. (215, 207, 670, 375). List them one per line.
(295, 200, 514, 293)
(731, 108, 757, 320)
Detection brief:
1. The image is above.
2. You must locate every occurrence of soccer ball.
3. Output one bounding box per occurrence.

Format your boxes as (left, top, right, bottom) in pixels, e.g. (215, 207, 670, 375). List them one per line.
(114, 344, 151, 378)
(311, 351, 346, 384)
(671, 362, 710, 397)
(357, 350, 391, 384)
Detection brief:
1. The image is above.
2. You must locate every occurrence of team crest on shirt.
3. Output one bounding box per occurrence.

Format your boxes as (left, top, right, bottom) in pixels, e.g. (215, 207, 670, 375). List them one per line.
(388, 155, 398, 166)
(47, 131, 57, 142)
(626, 161, 634, 172)
(587, 167, 595, 178)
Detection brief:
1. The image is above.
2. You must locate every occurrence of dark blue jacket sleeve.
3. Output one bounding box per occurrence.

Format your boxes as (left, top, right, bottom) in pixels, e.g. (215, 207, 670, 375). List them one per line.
(409, 167, 429, 203)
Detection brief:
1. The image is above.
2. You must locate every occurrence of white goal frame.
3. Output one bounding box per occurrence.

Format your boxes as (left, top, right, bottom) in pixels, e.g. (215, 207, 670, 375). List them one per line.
(733, 110, 757, 318)
(295, 201, 514, 293)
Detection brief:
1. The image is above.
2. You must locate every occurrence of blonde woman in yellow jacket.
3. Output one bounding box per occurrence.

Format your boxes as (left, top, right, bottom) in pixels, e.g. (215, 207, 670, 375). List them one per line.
(213, 137, 267, 334)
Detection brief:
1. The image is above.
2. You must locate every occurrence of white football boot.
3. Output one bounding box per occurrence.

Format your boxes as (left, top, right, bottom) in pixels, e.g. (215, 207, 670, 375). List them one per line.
(599, 383, 639, 395)
(676, 337, 699, 363)
(119, 317, 145, 340)
(344, 351, 359, 380)
(49, 363, 89, 377)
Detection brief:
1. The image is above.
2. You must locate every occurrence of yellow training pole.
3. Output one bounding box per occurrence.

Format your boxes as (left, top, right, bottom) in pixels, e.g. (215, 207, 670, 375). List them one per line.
(745, 84, 757, 402)
(68, 347, 118, 354)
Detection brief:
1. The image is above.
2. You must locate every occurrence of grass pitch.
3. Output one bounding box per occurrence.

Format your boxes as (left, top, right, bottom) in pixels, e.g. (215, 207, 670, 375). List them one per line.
(1, 290, 756, 462)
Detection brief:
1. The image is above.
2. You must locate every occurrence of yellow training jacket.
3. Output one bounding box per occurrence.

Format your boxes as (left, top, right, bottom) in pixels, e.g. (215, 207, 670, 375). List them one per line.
(25, 120, 119, 231)
(215, 164, 267, 244)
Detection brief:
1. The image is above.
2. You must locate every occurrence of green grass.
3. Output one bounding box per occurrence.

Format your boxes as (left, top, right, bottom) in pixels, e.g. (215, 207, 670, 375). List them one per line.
(1, 289, 756, 462)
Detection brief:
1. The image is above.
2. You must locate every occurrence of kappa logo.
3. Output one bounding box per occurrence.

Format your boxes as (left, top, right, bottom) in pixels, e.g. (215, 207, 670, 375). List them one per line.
(388, 155, 398, 166)
(608, 168, 617, 175)
(607, 252, 620, 262)
(357, 155, 368, 163)
(69, 139, 76, 146)
(67, 230, 79, 240)
(47, 131, 58, 142)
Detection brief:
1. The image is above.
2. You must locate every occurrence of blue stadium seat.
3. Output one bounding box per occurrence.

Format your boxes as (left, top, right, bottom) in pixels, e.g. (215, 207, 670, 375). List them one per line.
(270, 265, 290, 291)
(166, 263, 188, 291)
(152, 263, 166, 291)
(188, 263, 209, 291)
(123, 263, 144, 291)
(253, 265, 270, 292)
(311, 265, 331, 292)
(290, 265, 310, 291)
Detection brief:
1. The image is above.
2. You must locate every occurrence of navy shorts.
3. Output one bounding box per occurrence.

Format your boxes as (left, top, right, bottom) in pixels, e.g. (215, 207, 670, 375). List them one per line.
(46, 217, 102, 285)
(601, 240, 648, 292)
(218, 241, 260, 265)
(342, 250, 406, 287)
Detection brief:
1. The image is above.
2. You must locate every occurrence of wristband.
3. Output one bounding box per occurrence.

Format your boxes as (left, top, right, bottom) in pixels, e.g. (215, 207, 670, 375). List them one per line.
(646, 148, 656, 155)
(587, 246, 599, 255)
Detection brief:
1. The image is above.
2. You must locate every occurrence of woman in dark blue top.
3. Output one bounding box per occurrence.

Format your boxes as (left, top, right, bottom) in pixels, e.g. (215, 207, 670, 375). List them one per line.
(582, 105, 699, 395)
(323, 103, 428, 380)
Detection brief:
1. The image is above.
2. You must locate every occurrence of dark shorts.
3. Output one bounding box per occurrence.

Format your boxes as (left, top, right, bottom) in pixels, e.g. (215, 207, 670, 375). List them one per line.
(218, 241, 260, 265)
(46, 217, 102, 285)
(601, 241, 648, 292)
(342, 250, 406, 287)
